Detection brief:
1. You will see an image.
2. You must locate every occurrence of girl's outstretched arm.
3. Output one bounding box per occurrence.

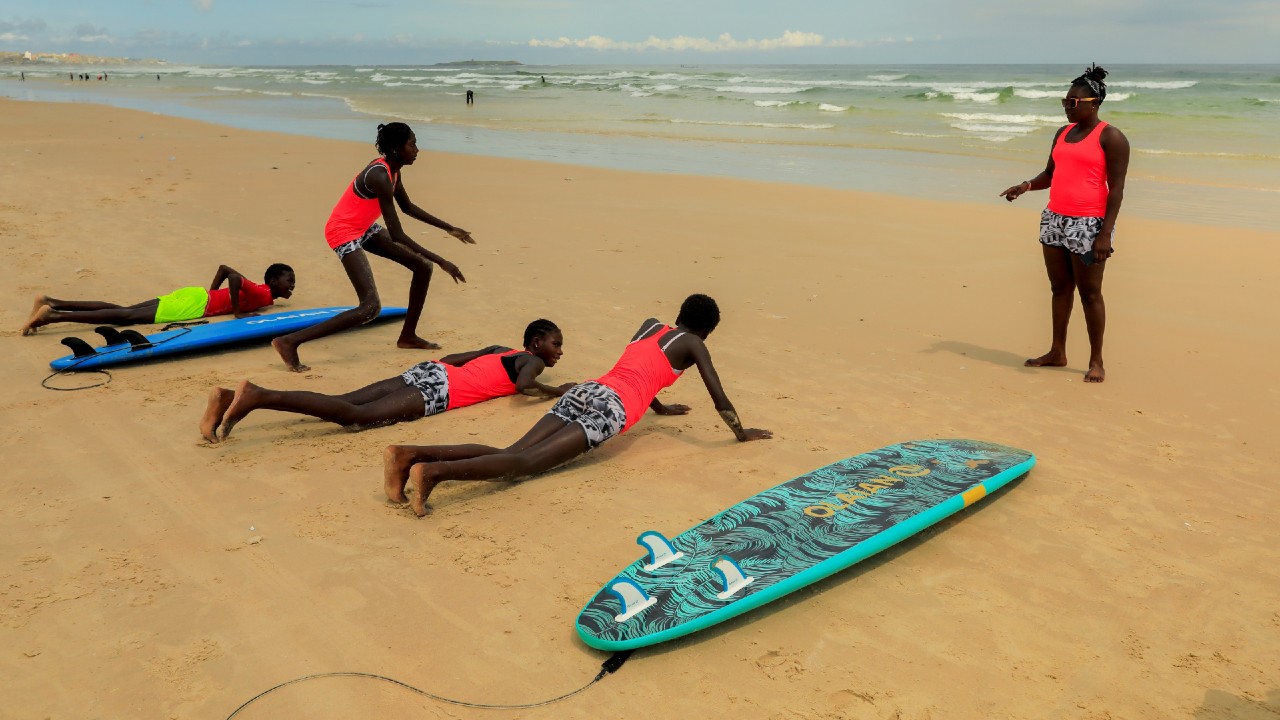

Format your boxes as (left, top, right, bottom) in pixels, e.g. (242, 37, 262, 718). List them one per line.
(514, 356, 574, 397)
(393, 181, 475, 244)
(679, 337, 772, 442)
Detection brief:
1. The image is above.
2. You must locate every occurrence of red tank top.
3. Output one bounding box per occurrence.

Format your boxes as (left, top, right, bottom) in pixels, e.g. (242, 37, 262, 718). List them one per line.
(203, 280, 275, 317)
(324, 158, 398, 248)
(444, 350, 525, 410)
(1047, 121, 1110, 218)
(596, 324, 684, 433)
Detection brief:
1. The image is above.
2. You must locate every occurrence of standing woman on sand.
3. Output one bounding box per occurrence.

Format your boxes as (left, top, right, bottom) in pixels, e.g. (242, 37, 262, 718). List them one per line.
(1000, 64, 1129, 383)
(273, 122, 475, 372)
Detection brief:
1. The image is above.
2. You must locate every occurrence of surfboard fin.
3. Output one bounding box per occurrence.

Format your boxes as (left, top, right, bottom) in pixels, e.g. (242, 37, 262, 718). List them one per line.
(94, 326, 128, 346)
(119, 329, 154, 350)
(637, 530, 684, 571)
(712, 555, 755, 600)
(60, 336, 97, 358)
(607, 577, 657, 623)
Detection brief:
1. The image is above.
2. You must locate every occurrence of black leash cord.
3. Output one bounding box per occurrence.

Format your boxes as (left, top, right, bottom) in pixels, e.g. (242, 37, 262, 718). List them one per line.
(40, 327, 196, 392)
(41, 368, 112, 391)
(225, 651, 634, 718)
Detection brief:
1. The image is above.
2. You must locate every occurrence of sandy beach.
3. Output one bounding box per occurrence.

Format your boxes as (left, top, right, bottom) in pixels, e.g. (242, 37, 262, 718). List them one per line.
(1, 97, 1277, 719)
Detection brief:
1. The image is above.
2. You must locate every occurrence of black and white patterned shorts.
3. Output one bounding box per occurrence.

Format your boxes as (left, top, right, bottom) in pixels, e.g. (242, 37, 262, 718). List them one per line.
(401, 361, 451, 416)
(332, 223, 385, 258)
(1040, 209, 1111, 256)
(548, 381, 627, 450)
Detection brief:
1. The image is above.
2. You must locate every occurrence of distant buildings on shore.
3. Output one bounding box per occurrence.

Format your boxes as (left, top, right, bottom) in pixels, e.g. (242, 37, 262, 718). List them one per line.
(0, 50, 165, 66)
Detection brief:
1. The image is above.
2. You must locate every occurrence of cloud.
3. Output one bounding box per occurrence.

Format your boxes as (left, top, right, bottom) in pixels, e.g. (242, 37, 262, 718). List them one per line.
(0, 18, 47, 34)
(0, 32, 29, 42)
(192, 0, 214, 10)
(72, 23, 113, 43)
(528, 30, 861, 52)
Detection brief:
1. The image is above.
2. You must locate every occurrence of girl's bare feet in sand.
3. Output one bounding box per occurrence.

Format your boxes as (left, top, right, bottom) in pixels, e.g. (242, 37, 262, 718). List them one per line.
(1024, 351, 1068, 368)
(397, 334, 441, 350)
(199, 387, 235, 443)
(271, 337, 309, 372)
(1084, 362, 1106, 383)
(218, 380, 263, 440)
(21, 296, 50, 335)
(20, 305, 53, 336)
(383, 445, 417, 504)
(407, 462, 445, 517)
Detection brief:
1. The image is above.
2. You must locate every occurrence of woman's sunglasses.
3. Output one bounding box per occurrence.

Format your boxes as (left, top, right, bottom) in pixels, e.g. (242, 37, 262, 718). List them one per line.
(1061, 97, 1098, 109)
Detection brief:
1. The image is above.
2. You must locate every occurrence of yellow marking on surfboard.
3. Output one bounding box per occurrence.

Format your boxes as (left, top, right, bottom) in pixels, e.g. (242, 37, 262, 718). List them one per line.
(961, 486, 987, 507)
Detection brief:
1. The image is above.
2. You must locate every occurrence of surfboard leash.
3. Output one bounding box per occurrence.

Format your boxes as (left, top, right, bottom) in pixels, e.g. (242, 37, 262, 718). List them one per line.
(41, 367, 112, 391)
(224, 650, 634, 718)
(40, 327, 198, 392)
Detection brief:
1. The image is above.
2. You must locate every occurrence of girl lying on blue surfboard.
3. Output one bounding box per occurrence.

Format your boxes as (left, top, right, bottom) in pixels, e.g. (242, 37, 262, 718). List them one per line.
(199, 319, 570, 443)
(382, 294, 772, 517)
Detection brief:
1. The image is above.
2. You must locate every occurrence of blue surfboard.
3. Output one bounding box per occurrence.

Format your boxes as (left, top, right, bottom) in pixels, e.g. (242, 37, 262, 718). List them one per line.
(576, 439, 1034, 651)
(48, 306, 408, 371)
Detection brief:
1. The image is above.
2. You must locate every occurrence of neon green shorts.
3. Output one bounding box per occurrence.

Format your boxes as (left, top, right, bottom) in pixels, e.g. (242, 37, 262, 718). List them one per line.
(154, 287, 210, 323)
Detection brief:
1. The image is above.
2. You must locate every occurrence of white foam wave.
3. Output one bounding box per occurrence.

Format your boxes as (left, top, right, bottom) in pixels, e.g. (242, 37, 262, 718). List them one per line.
(299, 79, 332, 85)
(868, 74, 906, 82)
(1014, 89, 1059, 100)
(712, 85, 809, 94)
(670, 119, 833, 130)
(818, 103, 848, 112)
(1137, 148, 1280, 160)
(950, 123, 1037, 134)
(942, 112, 1060, 124)
(944, 90, 1000, 103)
(754, 100, 799, 107)
(891, 131, 949, 138)
(1109, 80, 1197, 90)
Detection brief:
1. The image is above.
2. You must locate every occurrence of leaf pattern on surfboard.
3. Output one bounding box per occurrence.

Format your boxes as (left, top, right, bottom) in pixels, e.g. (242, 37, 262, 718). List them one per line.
(577, 439, 1034, 647)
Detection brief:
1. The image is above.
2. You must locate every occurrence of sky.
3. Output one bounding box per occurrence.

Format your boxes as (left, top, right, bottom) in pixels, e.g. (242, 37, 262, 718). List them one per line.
(2, 0, 1278, 66)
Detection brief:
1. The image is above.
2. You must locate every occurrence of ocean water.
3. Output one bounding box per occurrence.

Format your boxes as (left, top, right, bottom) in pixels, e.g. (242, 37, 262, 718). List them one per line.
(5, 63, 1278, 229)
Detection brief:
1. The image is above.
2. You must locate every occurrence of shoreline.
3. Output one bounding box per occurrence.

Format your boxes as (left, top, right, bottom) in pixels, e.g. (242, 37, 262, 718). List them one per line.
(3, 78, 1275, 232)
(2, 99, 1277, 719)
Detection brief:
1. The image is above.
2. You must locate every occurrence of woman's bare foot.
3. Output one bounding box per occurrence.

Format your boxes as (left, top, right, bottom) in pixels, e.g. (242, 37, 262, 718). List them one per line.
(20, 305, 54, 336)
(397, 334, 442, 350)
(408, 463, 445, 517)
(1024, 351, 1068, 368)
(272, 337, 309, 372)
(199, 387, 235, 443)
(1084, 362, 1106, 383)
(218, 380, 263, 440)
(383, 445, 417, 504)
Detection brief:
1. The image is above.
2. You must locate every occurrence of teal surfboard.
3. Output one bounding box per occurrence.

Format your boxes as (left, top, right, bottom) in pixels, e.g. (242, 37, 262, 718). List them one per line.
(576, 438, 1034, 651)
(48, 306, 408, 371)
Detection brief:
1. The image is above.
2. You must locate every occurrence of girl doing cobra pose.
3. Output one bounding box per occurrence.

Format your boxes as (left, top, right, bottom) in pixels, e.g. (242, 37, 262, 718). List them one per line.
(383, 294, 771, 517)
(202, 320, 570, 442)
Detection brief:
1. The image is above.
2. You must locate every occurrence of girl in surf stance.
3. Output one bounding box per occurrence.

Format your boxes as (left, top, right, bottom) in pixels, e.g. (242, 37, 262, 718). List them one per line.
(20, 263, 294, 335)
(1000, 64, 1130, 383)
(202, 320, 571, 443)
(383, 294, 772, 518)
(272, 122, 475, 372)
